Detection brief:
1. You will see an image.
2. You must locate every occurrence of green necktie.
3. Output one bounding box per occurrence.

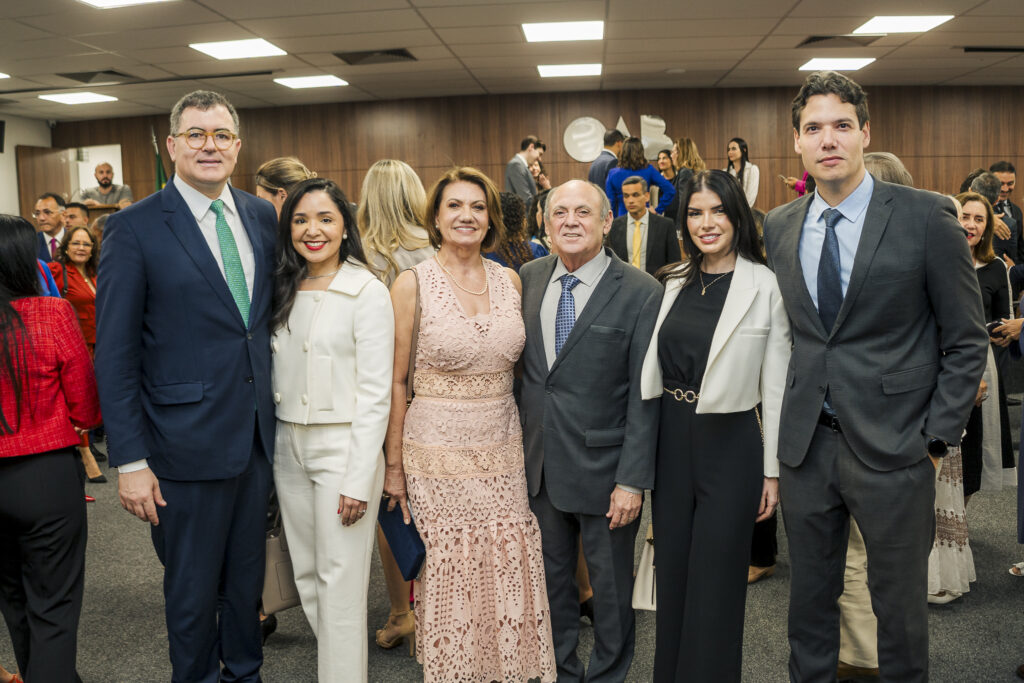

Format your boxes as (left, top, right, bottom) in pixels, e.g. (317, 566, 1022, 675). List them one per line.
(209, 199, 250, 325)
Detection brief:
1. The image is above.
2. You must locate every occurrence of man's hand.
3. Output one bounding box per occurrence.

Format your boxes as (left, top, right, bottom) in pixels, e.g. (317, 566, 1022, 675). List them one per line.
(975, 378, 989, 407)
(82, 198, 99, 207)
(993, 317, 1024, 345)
(117, 199, 132, 209)
(119, 467, 167, 525)
(606, 486, 642, 530)
(338, 494, 368, 527)
(994, 216, 1011, 241)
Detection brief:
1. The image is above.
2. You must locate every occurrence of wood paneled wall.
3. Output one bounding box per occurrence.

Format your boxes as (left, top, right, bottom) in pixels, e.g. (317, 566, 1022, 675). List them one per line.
(51, 86, 1023, 214)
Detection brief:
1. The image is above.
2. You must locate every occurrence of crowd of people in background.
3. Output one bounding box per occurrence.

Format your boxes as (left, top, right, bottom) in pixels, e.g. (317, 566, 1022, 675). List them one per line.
(0, 68, 1022, 683)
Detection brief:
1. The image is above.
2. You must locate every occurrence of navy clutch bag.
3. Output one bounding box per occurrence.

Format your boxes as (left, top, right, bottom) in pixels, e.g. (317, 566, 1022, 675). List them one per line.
(377, 498, 426, 582)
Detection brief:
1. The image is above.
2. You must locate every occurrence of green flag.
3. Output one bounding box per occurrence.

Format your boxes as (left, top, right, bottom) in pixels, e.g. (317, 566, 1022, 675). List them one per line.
(152, 126, 168, 190)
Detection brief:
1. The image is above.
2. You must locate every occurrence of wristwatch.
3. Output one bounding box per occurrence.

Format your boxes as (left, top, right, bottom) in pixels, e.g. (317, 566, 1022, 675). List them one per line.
(927, 437, 949, 458)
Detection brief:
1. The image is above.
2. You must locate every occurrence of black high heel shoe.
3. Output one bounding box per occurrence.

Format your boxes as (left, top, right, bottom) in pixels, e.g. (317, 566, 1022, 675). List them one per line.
(261, 613, 277, 644)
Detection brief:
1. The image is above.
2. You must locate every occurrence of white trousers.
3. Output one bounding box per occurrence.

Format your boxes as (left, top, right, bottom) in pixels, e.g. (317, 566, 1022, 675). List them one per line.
(274, 421, 385, 683)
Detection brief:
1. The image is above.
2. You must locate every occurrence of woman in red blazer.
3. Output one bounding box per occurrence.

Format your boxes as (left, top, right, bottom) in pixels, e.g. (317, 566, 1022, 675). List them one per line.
(0, 215, 101, 682)
(48, 226, 105, 483)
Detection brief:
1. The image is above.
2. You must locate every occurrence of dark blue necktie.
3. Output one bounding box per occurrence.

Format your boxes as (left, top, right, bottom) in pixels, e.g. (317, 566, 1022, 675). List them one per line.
(817, 208, 844, 333)
(554, 274, 581, 355)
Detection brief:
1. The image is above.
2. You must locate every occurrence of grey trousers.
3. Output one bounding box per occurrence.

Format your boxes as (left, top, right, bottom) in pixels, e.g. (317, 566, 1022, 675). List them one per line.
(530, 479, 640, 683)
(781, 424, 935, 683)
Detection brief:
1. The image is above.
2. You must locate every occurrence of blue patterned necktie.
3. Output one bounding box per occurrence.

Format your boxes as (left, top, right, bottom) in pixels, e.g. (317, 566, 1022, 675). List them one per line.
(209, 199, 250, 325)
(554, 274, 581, 355)
(817, 208, 844, 333)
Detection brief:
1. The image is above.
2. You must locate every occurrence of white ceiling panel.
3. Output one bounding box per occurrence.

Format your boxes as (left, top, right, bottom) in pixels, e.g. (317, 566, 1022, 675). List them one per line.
(791, 0, 976, 14)
(200, 0, 411, 19)
(272, 30, 441, 54)
(18, 2, 223, 36)
(608, 0, 797, 20)
(239, 10, 428, 39)
(418, 2, 605, 28)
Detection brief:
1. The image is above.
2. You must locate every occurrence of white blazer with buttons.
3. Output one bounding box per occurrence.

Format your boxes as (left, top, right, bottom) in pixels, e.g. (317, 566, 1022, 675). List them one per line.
(640, 255, 792, 476)
(271, 259, 394, 501)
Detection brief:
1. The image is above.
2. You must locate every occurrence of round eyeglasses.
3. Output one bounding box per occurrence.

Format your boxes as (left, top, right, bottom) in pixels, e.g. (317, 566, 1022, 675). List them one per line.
(173, 128, 239, 151)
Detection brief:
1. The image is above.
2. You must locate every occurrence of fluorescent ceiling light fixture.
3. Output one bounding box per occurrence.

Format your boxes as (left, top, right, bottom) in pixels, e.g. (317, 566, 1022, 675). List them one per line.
(39, 92, 117, 104)
(538, 63, 602, 78)
(522, 21, 604, 42)
(79, 0, 173, 7)
(799, 58, 875, 71)
(853, 15, 953, 34)
(0, 73, 9, 79)
(190, 39, 286, 60)
(274, 75, 349, 89)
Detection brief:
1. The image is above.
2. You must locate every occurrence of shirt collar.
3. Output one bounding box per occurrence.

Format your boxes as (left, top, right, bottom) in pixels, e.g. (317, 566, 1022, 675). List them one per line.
(808, 171, 874, 224)
(628, 210, 650, 227)
(173, 174, 238, 223)
(551, 247, 610, 287)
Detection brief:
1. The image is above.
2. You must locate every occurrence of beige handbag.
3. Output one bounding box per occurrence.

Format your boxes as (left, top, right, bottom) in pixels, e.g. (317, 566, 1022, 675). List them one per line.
(263, 512, 300, 615)
(632, 523, 656, 611)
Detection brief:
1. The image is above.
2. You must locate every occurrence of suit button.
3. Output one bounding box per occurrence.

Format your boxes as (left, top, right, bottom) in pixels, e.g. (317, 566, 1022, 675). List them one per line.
(246, 376, 254, 383)
(303, 341, 310, 352)
(273, 392, 281, 404)
(313, 293, 322, 302)
(301, 394, 308, 405)
(247, 333, 253, 340)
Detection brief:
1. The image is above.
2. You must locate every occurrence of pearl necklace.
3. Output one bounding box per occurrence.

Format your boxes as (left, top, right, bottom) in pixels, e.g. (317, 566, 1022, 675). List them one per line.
(435, 254, 488, 296)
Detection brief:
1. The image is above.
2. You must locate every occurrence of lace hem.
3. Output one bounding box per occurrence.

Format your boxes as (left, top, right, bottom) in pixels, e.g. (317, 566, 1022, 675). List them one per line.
(404, 439, 523, 478)
(413, 518, 556, 683)
(414, 370, 514, 400)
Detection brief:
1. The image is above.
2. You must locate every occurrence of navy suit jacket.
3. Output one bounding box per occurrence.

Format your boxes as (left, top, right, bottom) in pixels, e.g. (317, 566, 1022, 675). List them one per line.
(95, 179, 278, 481)
(36, 231, 54, 262)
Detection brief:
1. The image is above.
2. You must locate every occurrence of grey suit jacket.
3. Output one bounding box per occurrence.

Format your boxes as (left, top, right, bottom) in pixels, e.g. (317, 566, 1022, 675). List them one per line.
(763, 178, 988, 472)
(606, 212, 682, 276)
(504, 156, 535, 203)
(518, 248, 662, 515)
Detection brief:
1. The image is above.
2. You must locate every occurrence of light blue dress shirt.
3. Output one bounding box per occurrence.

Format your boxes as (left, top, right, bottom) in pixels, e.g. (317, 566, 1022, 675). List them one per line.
(798, 172, 875, 309)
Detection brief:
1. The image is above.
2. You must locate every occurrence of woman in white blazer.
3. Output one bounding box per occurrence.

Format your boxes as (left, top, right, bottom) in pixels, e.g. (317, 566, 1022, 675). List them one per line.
(271, 178, 394, 682)
(640, 169, 791, 683)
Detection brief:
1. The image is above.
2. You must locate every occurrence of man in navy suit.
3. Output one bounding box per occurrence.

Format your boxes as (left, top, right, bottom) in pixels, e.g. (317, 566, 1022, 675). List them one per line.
(33, 192, 66, 262)
(95, 90, 278, 682)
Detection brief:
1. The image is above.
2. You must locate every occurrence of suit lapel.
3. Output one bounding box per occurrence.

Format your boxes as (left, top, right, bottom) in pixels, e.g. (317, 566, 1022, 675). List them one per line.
(705, 257, 757, 372)
(549, 249, 623, 375)
(832, 182, 893, 333)
(609, 218, 627, 260)
(233, 188, 266, 326)
(775, 195, 828, 337)
(162, 183, 246, 328)
(523, 255, 558, 373)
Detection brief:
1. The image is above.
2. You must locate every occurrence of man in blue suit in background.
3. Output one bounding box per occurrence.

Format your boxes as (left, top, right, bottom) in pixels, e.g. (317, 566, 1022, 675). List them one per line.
(95, 90, 278, 682)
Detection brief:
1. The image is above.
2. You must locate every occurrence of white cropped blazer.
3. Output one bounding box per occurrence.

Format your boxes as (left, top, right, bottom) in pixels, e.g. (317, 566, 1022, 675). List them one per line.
(640, 256, 792, 476)
(272, 259, 394, 500)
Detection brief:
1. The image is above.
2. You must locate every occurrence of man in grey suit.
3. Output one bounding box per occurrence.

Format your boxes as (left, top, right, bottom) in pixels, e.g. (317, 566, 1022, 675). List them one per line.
(519, 179, 661, 682)
(763, 71, 988, 683)
(505, 135, 545, 203)
(605, 176, 681, 276)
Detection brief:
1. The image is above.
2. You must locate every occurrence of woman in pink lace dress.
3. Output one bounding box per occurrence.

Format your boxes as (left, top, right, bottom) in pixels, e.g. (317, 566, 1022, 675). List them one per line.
(383, 167, 556, 683)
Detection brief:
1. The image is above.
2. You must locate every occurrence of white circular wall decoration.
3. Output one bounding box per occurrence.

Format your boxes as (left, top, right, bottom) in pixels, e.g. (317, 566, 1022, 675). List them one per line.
(562, 116, 606, 162)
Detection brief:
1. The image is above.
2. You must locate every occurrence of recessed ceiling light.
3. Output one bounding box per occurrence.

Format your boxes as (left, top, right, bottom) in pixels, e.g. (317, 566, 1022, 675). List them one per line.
(522, 21, 604, 42)
(190, 39, 286, 60)
(853, 16, 954, 34)
(39, 92, 118, 104)
(538, 63, 602, 78)
(799, 58, 875, 71)
(274, 75, 349, 89)
(79, 0, 173, 7)
(0, 73, 9, 79)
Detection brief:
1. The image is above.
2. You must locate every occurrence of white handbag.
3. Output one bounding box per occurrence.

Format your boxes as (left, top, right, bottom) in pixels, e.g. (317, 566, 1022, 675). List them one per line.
(632, 523, 656, 611)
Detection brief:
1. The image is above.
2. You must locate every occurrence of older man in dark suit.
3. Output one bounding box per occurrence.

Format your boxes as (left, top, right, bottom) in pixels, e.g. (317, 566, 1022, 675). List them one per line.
(519, 179, 661, 682)
(96, 90, 278, 683)
(763, 71, 987, 683)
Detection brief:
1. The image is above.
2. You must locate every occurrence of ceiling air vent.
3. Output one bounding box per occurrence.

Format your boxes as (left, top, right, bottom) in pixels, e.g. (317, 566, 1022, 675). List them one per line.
(333, 48, 417, 66)
(796, 35, 883, 49)
(963, 46, 1024, 53)
(56, 70, 139, 85)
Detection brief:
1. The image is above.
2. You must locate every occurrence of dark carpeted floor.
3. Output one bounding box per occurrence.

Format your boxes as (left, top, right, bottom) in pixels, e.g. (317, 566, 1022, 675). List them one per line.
(3, 403, 1023, 682)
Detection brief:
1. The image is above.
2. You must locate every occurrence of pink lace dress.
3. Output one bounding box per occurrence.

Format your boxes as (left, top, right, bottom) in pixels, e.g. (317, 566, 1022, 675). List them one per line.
(403, 257, 556, 683)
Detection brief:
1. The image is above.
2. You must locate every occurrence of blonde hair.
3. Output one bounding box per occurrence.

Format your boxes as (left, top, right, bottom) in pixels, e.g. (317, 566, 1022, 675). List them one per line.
(674, 137, 706, 172)
(357, 160, 431, 281)
(255, 156, 315, 193)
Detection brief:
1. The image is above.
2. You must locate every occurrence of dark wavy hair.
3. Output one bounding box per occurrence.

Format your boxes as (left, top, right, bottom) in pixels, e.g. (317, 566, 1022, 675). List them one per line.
(618, 137, 648, 171)
(0, 215, 42, 434)
(56, 226, 100, 278)
(496, 192, 534, 269)
(726, 137, 751, 184)
(659, 169, 767, 287)
(272, 178, 368, 331)
(526, 188, 551, 247)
